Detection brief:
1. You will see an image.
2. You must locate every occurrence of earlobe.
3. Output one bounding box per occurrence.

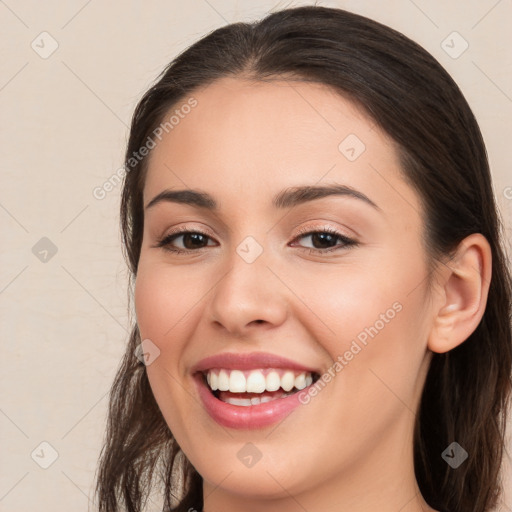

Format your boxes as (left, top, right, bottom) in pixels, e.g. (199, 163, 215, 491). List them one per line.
(427, 233, 492, 354)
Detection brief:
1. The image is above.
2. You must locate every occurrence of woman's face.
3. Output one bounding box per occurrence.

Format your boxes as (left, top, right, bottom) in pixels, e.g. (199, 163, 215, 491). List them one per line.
(135, 77, 437, 507)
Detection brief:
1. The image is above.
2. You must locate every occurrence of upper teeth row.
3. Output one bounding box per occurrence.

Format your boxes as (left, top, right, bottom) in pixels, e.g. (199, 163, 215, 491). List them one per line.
(206, 369, 313, 393)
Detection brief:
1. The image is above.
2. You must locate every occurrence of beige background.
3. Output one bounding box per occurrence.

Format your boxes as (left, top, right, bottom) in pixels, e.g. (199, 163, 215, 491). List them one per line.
(1, 0, 511, 510)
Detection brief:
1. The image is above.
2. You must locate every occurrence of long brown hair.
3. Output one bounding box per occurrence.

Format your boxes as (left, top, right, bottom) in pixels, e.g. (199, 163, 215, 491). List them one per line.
(95, 6, 512, 511)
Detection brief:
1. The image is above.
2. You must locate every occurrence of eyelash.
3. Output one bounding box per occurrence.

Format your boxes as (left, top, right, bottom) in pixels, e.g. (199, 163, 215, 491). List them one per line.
(155, 225, 358, 255)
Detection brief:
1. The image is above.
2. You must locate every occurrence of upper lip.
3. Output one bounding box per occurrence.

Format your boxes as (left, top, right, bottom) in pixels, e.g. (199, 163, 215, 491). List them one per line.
(191, 352, 320, 374)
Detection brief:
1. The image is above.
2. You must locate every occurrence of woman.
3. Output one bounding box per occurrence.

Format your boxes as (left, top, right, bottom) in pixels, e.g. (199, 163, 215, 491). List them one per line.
(95, 5, 512, 512)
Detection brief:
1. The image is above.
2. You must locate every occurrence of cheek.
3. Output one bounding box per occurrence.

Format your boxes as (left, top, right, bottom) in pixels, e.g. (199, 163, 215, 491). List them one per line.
(283, 260, 404, 352)
(331, 243, 430, 416)
(133, 263, 194, 394)
(133, 264, 197, 438)
(134, 262, 196, 342)
(289, 249, 430, 388)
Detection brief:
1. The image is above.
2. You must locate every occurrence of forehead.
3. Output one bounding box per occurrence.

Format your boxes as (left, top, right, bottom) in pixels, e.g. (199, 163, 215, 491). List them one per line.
(143, 77, 422, 220)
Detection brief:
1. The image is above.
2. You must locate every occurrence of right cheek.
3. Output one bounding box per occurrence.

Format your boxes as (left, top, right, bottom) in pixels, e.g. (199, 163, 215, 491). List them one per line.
(133, 273, 149, 334)
(134, 270, 187, 345)
(134, 270, 167, 337)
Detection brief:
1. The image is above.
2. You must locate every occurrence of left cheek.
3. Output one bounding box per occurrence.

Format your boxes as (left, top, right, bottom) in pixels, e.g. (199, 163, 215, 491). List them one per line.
(353, 303, 428, 406)
(313, 273, 423, 377)
(298, 270, 397, 345)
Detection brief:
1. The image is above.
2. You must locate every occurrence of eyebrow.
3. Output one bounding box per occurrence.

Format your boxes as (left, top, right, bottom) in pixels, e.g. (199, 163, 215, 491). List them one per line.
(145, 184, 381, 212)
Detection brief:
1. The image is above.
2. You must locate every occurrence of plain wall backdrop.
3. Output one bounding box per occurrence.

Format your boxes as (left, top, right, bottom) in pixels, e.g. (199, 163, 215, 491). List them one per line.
(1, 0, 511, 510)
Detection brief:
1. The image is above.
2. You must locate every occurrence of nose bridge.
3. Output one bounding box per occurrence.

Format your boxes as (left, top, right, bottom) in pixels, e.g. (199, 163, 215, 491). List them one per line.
(207, 232, 288, 334)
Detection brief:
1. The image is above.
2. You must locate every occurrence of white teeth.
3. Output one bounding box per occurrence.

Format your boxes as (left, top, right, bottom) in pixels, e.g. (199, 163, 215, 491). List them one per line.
(229, 370, 246, 392)
(205, 368, 314, 394)
(246, 371, 266, 393)
(218, 369, 230, 391)
(294, 373, 307, 390)
(224, 393, 294, 406)
(281, 371, 295, 392)
(208, 372, 218, 391)
(227, 397, 252, 406)
(266, 371, 281, 392)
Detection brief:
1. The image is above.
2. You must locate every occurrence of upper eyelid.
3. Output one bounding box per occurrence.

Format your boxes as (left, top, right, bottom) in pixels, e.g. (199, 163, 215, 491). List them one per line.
(162, 224, 351, 237)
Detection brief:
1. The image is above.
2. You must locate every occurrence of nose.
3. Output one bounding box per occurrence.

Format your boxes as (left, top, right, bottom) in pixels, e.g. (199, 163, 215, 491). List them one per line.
(206, 243, 289, 337)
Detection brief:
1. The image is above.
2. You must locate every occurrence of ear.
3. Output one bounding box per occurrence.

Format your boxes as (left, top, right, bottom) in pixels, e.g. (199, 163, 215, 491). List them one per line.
(427, 233, 492, 354)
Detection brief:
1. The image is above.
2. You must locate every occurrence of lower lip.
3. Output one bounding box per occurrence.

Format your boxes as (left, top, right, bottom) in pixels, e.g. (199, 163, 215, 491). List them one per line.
(194, 374, 307, 429)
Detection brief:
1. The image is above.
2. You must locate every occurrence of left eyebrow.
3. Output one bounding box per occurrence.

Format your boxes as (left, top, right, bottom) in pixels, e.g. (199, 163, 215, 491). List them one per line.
(272, 184, 381, 211)
(145, 184, 381, 212)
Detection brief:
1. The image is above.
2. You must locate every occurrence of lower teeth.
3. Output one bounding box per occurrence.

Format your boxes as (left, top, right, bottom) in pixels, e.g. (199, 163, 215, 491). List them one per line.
(218, 391, 296, 406)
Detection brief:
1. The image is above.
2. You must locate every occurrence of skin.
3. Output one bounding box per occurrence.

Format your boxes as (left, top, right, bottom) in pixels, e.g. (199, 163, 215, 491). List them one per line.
(134, 77, 492, 512)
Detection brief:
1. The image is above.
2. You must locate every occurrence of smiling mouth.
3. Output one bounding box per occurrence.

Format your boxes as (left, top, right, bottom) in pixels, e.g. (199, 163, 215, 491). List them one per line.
(200, 368, 321, 406)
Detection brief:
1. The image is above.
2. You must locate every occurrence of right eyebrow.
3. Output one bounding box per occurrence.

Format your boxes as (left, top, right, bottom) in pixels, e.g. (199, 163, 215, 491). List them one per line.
(145, 189, 216, 210)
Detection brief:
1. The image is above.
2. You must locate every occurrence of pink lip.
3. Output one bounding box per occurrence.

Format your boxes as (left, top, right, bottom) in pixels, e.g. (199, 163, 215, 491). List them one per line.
(191, 352, 320, 430)
(194, 373, 309, 429)
(191, 351, 319, 373)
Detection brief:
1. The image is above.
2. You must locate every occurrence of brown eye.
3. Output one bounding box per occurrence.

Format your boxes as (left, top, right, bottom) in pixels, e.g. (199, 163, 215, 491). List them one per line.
(291, 227, 358, 254)
(156, 230, 217, 254)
